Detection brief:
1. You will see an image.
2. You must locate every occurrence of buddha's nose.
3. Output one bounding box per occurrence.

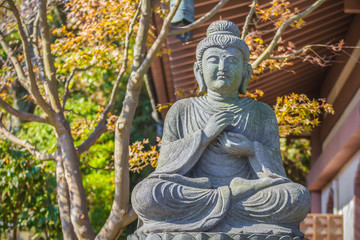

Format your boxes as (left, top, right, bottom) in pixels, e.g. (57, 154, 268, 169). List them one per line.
(218, 59, 226, 71)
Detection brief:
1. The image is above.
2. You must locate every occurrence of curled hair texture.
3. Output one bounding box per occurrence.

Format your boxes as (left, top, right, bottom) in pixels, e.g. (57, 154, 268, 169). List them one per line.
(196, 20, 250, 72)
(206, 20, 240, 37)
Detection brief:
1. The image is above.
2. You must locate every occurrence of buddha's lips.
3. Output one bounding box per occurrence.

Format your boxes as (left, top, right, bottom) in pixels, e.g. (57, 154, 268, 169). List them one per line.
(217, 74, 229, 80)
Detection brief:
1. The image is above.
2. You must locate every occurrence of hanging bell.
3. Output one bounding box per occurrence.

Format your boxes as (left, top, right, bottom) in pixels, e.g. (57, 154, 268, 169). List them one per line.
(170, 0, 194, 42)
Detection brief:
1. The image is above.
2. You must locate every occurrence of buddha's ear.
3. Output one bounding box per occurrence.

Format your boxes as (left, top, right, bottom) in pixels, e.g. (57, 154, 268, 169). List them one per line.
(239, 63, 252, 94)
(194, 62, 207, 93)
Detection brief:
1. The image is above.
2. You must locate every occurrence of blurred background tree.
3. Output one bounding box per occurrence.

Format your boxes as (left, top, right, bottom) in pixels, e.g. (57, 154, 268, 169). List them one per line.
(0, 139, 61, 239)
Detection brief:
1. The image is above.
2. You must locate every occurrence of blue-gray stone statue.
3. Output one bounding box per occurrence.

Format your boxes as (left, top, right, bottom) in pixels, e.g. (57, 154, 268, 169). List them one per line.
(131, 20, 310, 239)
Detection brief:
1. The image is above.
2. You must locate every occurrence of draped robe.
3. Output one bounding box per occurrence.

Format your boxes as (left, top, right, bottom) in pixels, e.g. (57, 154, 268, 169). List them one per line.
(132, 96, 310, 236)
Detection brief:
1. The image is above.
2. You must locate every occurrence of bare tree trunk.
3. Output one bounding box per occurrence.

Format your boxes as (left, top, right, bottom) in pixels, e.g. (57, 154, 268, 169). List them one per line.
(95, 1, 152, 239)
(56, 152, 77, 240)
(12, 214, 17, 240)
(55, 115, 95, 240)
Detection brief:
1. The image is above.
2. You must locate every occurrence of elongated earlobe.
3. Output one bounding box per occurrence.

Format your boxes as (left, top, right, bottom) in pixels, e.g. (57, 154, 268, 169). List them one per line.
(239, 63, 252, 94)
(194, 62, 207, 93)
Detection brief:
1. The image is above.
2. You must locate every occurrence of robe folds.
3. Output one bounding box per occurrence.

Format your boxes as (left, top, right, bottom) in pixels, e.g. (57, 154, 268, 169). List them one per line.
(132, 97, 310, 236)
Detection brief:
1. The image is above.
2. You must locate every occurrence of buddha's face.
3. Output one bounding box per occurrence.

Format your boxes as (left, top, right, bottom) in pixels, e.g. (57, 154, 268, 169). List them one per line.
(201, 47, 244, 94)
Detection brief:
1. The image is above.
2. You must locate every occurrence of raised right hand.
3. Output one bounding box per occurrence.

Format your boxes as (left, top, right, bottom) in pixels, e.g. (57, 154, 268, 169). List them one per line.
(217, 132, 255, 157)
(203, 111, 234, 140)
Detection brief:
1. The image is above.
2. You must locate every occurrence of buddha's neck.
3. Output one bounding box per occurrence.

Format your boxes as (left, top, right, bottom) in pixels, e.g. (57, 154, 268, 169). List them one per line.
(206, 89, 239, 105)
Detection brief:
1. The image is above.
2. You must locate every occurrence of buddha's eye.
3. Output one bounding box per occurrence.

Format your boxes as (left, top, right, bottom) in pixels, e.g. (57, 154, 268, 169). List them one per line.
(206, 56, 218, 63)
(226, 57, 239, 64)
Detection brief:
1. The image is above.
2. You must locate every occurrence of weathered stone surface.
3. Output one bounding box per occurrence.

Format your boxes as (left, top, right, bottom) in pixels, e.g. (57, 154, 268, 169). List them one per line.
(130, 20, 310, 238)
(127, 233, 307, 240)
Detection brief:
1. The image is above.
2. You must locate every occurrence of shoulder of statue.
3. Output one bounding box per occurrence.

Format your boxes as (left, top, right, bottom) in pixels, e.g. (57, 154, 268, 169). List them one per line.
(257, 101, 274, 113)
(242, 99, 276, 121)
(169, 98, 193, 110)
(246, 100, 273, 113)
(165, 98, 193, 120)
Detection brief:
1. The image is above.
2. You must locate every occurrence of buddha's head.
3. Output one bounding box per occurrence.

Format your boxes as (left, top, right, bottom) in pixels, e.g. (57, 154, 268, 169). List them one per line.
(194, 20, 252, 94)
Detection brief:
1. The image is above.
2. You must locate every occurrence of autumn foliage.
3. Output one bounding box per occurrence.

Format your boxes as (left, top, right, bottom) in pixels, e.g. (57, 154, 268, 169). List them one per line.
(275, 93, 334, 137)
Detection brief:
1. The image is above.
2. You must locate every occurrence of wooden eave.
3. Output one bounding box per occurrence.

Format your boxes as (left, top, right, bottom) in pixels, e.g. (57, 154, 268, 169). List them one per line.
(150, 0, 357, 133)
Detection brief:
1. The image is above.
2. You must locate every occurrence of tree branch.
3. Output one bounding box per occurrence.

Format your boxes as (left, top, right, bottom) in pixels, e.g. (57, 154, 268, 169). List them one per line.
(0, 57, 11, 89)
(62, 65, 94, 109)
(76, 3, 141, 155)
(27, 11, 54, 105)
(0, 114, 54, 160)
(96, 0, 156, 238)
(21, 12, 54, 106)
(19, 15, 31, 38)
(31, 12, 40, 44)
(30, 12, 48, 84)
(0, 76, 7, 92)
(0, 98, 48, 123)
(100, 0, 181, 236)
(75, 121, 108, 156)
(83, 160, 114, 171)
(55, 153, 77, 239)
(64, 108, 90, 126)
(249, 43, 334, 60)
(0, 0, 8, 9)
(168, 0, 230, 35)
(39, 0, 62, 112)
(0, 31, 28, 89)
(241, 0, 258, 39)
(6, 0, 54, 116)
(101, 2, 141, 118)
(137, 0, 182, 77)
(251, 0, 326, 69)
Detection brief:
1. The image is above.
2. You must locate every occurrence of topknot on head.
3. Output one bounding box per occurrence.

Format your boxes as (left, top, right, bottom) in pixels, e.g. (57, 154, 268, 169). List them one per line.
(206, 20, 240, 37)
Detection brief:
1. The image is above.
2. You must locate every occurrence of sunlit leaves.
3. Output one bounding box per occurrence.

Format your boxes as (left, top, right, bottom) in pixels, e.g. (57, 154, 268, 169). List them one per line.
(274, 93, 334, 137)
(129, 137, 161, 172)
(157, 102, 173, 112)
(239, 89, 264, 100)
(52, 0, 140, 73)
(257, 0, 305, 28)
(247, 33, 296, 77)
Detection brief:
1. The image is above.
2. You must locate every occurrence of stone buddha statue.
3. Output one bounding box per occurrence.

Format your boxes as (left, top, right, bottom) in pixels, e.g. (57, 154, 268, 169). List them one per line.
(131, 20, 310, 239)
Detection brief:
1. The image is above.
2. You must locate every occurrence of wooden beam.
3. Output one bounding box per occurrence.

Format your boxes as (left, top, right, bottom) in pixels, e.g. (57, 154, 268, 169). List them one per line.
(345, 0, 360, 13)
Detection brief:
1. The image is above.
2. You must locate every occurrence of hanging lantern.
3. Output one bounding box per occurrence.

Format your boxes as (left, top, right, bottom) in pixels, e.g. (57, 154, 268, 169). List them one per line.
(170, 0, 194, 42)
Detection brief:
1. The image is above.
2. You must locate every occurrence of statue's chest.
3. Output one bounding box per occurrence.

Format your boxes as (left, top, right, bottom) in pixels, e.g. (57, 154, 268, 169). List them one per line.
(189, 109, 257, 135)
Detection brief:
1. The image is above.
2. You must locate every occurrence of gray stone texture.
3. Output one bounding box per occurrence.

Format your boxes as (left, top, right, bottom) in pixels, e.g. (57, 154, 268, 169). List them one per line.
(130, 20, 310, 239)
(128, 232, 307, 240)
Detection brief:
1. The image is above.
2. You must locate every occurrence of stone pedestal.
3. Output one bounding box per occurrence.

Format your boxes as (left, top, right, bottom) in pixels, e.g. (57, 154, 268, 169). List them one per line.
(128, 232, 307, 240)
